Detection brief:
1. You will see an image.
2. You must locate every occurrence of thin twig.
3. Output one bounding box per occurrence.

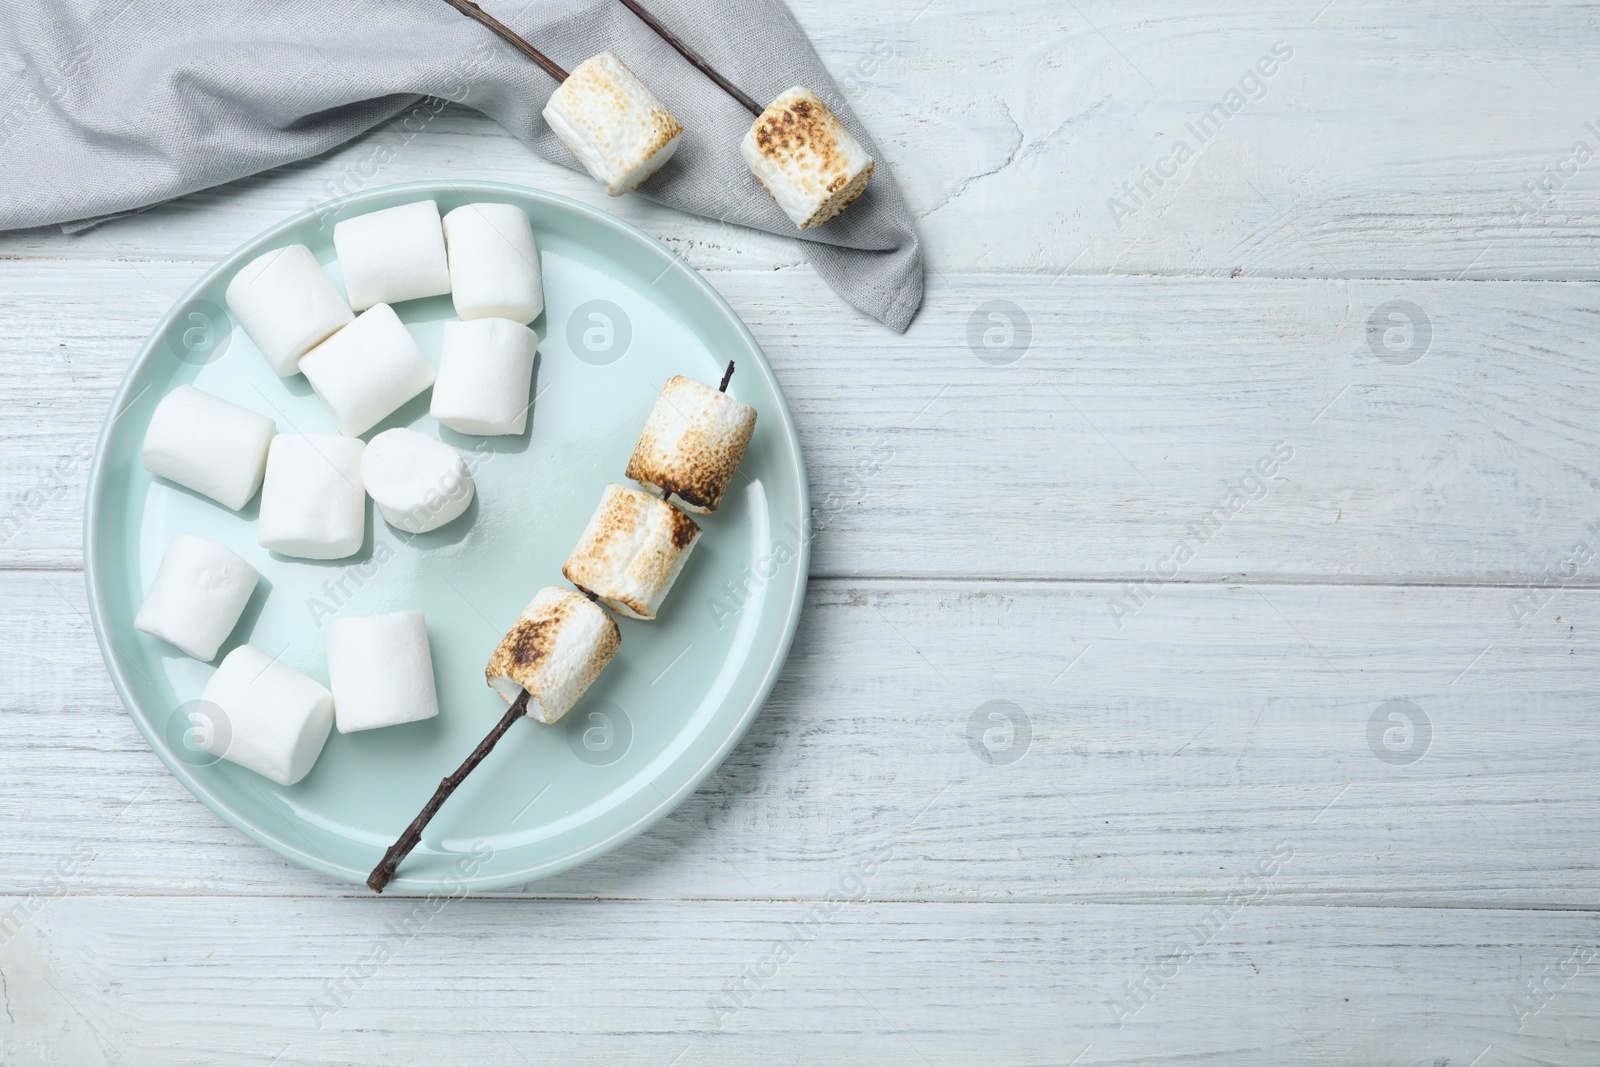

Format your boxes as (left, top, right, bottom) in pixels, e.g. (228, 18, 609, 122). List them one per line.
(719, 360, 735, 392)
(438, 0, 569, 82)
(617, 0, 763, 116)
(368, 689, 530, 893)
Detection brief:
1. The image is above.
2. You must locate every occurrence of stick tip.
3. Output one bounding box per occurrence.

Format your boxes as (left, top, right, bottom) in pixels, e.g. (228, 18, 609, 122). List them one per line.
(719, 360, 735, 392)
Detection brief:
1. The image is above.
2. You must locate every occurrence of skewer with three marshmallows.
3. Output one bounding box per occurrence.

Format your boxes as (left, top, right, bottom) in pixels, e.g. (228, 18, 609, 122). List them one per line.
(367, 363, 757, 892)
(438, 0, 874, 229)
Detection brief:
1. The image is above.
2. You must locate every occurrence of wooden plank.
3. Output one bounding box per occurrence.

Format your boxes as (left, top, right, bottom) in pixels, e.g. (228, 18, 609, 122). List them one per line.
(2, 0, 1597, 280)
(2, 894, 1596, 1065)
(7, 571, 1600, 906)
(5, 0, 1600, 1058)
(6, 263, 1600, 584)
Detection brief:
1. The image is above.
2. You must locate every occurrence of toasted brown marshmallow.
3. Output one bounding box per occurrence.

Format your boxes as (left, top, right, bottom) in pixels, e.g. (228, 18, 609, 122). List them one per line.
(485, 586, 620, 724)
(543, 52, 685, 196)
(626, 375, 757, 514)
(742, 87, 875, 230)
(563, 484, 701, 620)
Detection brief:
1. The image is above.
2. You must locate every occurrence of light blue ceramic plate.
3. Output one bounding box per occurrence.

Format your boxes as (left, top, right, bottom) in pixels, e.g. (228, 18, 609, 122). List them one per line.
(84, 181, 808, 892)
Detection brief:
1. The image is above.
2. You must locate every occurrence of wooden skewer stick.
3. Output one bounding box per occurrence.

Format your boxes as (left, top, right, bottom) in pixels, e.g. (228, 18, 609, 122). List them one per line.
(438, 0, 569, 82)
(617, 0, 763, 117)
(719, 360, 735, 392)
(368, 688, 530, 893)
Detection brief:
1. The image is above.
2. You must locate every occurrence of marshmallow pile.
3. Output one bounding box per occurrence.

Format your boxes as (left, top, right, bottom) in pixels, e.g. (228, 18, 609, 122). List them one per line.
(136, 198, 548, 785)
(484, 370, 756, 724)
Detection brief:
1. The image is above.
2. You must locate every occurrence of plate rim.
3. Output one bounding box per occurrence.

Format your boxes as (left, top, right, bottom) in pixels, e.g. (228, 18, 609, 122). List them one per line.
(82, 179, 810, 894)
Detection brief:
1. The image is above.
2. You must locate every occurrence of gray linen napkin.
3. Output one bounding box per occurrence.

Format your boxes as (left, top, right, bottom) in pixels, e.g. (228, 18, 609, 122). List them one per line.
(0, 0, 923, 331)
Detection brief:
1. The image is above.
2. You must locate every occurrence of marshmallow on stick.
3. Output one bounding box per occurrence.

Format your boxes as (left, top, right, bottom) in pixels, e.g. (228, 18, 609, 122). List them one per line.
(365, 586, 620, 892)
(435, 1, 682, 198)
(485, 586, 621, 724)
(743, 87, 875, 230)
(626, 372, 757, 513)
(224, 244, 353, 376)
(543, 51, 685, 196)
(142, 385, 276, 511)
(563, 483, 700, 620)
(367, 362, 753, 894)
(614, 1, 874, 229)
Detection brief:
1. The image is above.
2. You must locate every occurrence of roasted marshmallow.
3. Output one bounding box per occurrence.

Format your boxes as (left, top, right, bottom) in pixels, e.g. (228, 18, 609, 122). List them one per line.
(626, 375, 757, 513)
(333, 199, 452, 310)
(563, 483, 700, 620)
(133, 534, 260, 661)
(224, 244, 354, 375)
(326, 611, 439, 733)
(743, 87, 875, 230)
(360, 428, 473, 534)
(485, 586, 620, 725)
(258, 433, 366, 560)
(199, 644, 334, 786)
(543, 51, 684, 196)
(298, 304, 437, 436)
(442, 203, 543, 324)
(142, 385, 276, 511)
(429, 318, 538, 436)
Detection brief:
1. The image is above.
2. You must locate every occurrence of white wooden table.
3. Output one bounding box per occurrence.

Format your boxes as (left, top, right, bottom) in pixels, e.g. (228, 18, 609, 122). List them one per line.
(4, 1, 1599, 1062)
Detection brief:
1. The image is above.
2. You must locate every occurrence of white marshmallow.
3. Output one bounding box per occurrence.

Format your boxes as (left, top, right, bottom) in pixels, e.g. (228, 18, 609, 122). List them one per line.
(224, 244, 354, 375)
(626, 375, 757, 513)
(485, 587, 620, 724)
(326, 611, 439, 733)
(258, 433, 366, 560)
(429, 318, 537, 436)
(298, 304, 437, 437)
(199, 644, 334, 786)
(141, 385, 276, 511)
(743, 87, 875, 230)
(360, 428, 473, 534)
(134, 534, 260, 661)
(543, 51, 684, 196)
(563, 484, 701, 620)
(442, 203, 543, 324)
(333, 200, 452, 310)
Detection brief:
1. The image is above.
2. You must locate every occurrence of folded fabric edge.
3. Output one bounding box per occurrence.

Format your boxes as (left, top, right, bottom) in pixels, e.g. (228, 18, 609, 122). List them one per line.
(882, 281, 923, 334)
(61, 205, 159, 234)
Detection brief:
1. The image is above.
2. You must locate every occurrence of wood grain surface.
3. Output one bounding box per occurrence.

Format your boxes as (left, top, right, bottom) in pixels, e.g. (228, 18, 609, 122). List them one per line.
(3, 0, 1599, 1063)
